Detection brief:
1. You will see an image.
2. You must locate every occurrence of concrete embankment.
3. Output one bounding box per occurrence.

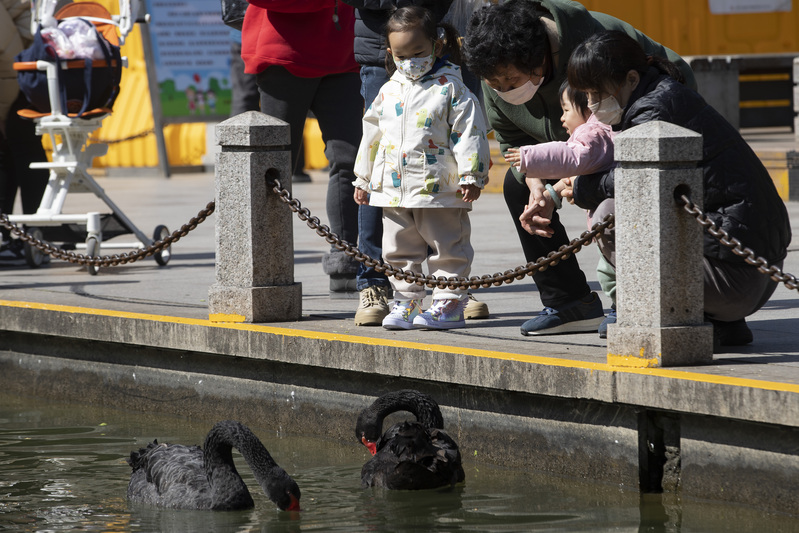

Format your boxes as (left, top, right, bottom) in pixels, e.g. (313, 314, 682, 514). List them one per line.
(0, 164, 797, 514)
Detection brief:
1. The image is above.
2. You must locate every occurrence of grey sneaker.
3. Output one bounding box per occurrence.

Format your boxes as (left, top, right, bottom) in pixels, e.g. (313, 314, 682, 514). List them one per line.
(598, 307, 617, 339)
(520, 292, 605, 336)
(383, 300, 422, 330)
(412, 298, 467, 330)
(354, 286, 391, 326)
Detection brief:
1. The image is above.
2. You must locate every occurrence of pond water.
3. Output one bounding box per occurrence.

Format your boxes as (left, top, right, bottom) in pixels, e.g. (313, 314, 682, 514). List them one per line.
(0, 392, 797, 533)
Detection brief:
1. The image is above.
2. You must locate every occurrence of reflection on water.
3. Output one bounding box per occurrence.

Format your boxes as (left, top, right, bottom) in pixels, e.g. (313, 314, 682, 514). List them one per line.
(0, 392, 796, 532)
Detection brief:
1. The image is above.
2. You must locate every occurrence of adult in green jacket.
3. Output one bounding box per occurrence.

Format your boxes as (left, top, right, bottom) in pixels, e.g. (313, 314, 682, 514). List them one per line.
(463, 0, 695, 337)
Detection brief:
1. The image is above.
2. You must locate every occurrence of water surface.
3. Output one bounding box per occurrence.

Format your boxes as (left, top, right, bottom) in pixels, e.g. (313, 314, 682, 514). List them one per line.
(0, 393, 796, 532)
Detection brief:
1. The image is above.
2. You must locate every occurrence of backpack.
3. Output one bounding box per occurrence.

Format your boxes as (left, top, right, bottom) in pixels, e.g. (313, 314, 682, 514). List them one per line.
(15, 18, 123, 118)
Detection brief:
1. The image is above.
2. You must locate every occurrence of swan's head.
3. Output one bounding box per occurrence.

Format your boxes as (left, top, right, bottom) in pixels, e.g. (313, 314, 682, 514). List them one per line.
(355, 412, 381, 455)
(271, 474, 301, 511)
(360, 435, 378, 456)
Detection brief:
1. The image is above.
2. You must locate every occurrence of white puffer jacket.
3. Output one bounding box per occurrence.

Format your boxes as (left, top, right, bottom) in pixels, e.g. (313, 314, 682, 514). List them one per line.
(0, 0, 32, 122)
(354, 60, 489, 209)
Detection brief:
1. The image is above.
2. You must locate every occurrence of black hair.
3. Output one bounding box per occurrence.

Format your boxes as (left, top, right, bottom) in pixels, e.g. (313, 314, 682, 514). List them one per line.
(558, 78, 589, 120)
(462, 0, 550, 80)
(567, 30, 684, 93)
(384, 6, 462, 75)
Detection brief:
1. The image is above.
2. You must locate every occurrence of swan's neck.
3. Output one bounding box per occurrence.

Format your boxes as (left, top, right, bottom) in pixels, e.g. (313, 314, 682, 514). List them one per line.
(372, 391, 444, 430)
(204, 421, 289, 509)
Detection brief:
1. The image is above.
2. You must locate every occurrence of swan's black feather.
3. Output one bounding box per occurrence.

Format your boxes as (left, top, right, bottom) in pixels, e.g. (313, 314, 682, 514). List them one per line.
(357, 391, 465, 490)
(126, 420, 300, 511)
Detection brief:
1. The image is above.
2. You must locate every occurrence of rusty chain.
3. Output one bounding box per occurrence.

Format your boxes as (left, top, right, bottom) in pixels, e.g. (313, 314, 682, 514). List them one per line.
(678, 193, 798, 291)
(267, 176, 614, 290)
(89, 128, 156, 145)
(0, 202, 215, 267)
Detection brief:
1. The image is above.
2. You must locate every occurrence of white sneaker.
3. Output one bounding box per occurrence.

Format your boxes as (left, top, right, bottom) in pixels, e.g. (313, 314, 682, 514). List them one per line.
(412, 298, 467, 330)
(382, 300, 422, 330)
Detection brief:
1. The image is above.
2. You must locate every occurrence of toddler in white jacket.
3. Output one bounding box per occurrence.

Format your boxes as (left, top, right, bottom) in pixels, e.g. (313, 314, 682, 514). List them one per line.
(353, 6, 490, 330)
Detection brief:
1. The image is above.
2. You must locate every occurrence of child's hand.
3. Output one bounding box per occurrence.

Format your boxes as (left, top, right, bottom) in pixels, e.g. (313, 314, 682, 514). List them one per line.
(504, 148, 522, 170)
(460, 183, 481, 203)
(353, 188, 369, 205)
(560, 177, 575, 205)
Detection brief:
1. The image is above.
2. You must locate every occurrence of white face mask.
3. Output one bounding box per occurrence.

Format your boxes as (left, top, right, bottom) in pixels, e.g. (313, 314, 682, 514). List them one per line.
(493, 76, 544, 105)
(394, 53, 435, 81)
(589, 94, 624, 125)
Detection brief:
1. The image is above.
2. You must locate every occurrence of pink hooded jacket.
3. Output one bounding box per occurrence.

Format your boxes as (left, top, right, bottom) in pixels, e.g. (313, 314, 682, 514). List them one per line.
(517, 114, 615, 179)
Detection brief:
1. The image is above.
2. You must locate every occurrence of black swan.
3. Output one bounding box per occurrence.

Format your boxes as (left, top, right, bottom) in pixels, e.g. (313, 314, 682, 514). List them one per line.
(355, 389, 465, 490)
(126, 420, 301, 511)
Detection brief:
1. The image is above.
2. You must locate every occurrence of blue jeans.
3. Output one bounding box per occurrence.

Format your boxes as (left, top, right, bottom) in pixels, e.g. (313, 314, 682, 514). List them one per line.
(357, 65, 391, 290)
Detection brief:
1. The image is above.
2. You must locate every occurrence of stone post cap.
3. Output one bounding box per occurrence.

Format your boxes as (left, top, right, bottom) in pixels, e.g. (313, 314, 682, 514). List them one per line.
(216, 111, 290, 148)
(614, 120, 702, 163)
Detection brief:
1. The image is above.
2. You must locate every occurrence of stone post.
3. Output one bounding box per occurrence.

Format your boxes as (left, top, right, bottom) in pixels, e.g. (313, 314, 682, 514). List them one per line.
(606, 121, 713, 367)
(208, 111, 302, 323)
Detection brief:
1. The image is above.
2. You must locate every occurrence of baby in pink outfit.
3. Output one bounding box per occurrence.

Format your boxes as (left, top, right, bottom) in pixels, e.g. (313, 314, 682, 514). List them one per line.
(504, 79, 615, 208)
(504, 80, 617, 320)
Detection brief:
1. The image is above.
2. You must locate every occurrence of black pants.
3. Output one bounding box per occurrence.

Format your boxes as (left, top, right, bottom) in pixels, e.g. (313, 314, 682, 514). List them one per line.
(0, 93, 49, 239)
(502, 168, 591, 309)
(256, 66, 361, 245)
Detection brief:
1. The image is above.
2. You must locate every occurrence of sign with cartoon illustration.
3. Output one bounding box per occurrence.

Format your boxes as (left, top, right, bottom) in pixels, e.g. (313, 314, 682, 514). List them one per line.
(143, 0, 231, 120)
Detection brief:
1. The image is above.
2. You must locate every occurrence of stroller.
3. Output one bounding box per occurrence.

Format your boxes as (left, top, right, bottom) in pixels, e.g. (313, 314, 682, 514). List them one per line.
(11, 0, 170, 275)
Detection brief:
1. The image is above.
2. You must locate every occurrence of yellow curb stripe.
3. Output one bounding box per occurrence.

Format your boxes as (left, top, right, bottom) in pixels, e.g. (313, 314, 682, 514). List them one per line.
(2, 299, 798, 394)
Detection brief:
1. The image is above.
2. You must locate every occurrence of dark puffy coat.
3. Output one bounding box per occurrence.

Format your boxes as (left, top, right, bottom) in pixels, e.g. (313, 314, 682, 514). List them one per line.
(573, 67, 791, 265)
(340, 0, 452, 68)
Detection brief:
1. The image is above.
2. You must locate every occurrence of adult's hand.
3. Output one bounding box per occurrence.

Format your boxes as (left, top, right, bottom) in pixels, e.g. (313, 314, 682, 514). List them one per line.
(519, 196, 555, 237)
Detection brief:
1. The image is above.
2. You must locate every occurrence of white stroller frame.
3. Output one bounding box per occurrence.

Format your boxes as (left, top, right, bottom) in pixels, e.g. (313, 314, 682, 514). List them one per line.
(10, 0, 169, 274)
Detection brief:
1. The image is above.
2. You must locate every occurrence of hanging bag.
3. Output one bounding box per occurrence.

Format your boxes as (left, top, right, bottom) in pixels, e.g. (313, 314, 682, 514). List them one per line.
(15, 18, 122, 118)
(220, 0, 248, 31)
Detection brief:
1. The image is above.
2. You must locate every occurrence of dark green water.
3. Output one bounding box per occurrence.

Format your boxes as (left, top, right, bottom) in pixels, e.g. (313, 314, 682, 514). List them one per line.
(0, 392, 796, 532)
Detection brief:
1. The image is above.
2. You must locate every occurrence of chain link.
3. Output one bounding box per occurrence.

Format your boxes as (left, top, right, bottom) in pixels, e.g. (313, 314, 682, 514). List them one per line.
(0, 202, 215, 267)
(678, 194, 798, 291)
(267, 176, 613, 290)
(89, 128, 155, 145)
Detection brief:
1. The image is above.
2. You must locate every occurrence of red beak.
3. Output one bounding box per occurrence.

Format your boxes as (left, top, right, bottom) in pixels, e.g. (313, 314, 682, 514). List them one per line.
(286, 493, 301, 512)
(361, 436, 377, 456)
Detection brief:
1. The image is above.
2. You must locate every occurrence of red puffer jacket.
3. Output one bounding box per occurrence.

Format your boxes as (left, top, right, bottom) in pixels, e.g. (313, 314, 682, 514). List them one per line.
(241, 0, 359, 78)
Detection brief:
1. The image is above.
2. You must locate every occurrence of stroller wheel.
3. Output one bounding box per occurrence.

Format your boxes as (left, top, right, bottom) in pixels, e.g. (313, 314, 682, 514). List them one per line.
(153, 224, 171, 266)
(86, 236, 100, 275)
(24, 228, 45, 269)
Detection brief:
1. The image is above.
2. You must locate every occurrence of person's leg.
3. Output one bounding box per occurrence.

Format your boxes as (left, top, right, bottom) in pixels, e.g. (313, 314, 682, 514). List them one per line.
(418, 208, 471, 301)
(0, 130, 14, 243)
(381, 207, 427, 302)
(586, 198, 617, 338)
(355, 65, 391, 314)
(354, 202, 392, 325)
(310, 72, 363, 296)
(7, 93, 48, 215)
(502, 169, 603, 335)
(704, 256, 781, 346)
(255, 66, 315, 185)
(381, 207, 426, 329)
(229, 41, 260, 116)
(412, 208, 471, 330)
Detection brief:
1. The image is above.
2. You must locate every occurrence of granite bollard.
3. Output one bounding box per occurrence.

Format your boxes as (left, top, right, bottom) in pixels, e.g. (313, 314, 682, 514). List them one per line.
(606, 121, 713, 367)
(208, 111, 302, 322)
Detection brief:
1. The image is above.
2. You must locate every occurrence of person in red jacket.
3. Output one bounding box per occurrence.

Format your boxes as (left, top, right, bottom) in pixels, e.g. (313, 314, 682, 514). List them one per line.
(242, 0, 363, 296)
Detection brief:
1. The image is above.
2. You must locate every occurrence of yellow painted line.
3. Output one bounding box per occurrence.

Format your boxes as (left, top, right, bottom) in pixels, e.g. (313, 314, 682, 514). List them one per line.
(2, 299, 799, 394)
(739, 73, 791, 82)
(739, 99, 791, 108)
